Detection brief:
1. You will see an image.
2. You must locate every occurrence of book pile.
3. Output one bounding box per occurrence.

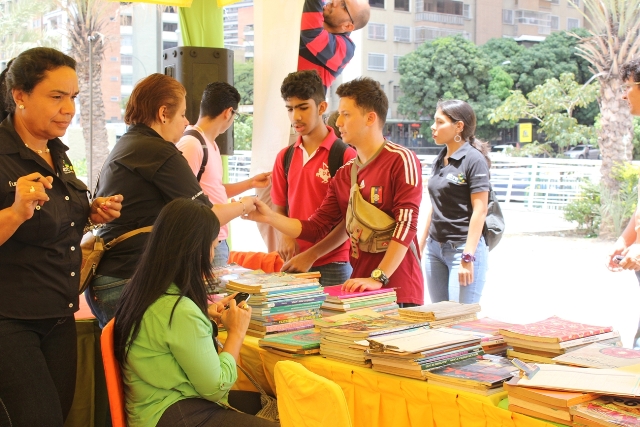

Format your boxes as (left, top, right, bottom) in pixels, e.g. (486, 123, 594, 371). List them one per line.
(571, 396, 640, 427)
(450, 317, 519, 355)
(319, 316, 429, 366)
(422, 355, 518, 396)
(208, 263, 252, 293)
(320, 285, 398, 317)
(225, 272, 326, 338)
(397, 301, 481, 328)
(504, 377, 600, 425)
(258, 329, 321, 358)
(499, 316, 622, 364)
(363, 327, 483, 380)
(552, 343, 640, 369)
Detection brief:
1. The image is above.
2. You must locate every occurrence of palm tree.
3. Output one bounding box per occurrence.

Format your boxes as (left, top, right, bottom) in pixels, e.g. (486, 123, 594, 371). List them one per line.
(62, 0, 115, 189)
(0, 0, 58, 63)
(574, 1, 640, 192)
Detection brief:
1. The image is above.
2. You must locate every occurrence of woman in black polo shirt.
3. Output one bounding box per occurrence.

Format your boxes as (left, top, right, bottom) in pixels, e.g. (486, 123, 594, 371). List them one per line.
(86, 73, 256, 328)
(0, 48, 122, 427)
(419, 100, 491, 304)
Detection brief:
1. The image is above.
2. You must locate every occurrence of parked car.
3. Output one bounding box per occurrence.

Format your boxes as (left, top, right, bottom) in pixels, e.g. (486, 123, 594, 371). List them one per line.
(564, 145, 600, 160)
(490, 144, 514, 159)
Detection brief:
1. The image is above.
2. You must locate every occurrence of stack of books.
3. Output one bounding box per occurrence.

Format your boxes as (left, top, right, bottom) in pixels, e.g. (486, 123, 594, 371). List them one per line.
(570, 396, 640, 426)
(257, 329, 321, 358)
(552, 343, 640, 369)
(504, 377, 600, 425)
(225, 272, 326, 338)
(450, 317, 519, 355)
(422, 355, 518, 396)
(397, 301, 481, 328)
(364, 327, 483, 380)
(499, 316, 621, 364)
(320, 285, 398, 317)
(319, 316, 429, 366)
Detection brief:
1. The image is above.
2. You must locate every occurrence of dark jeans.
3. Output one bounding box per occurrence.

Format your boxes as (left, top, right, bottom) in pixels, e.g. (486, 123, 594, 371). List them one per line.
(86, 275, 129, 328)
(309, 262, 353, 287)
(0, 315, 77, 427)
(157, 392, 279, 427)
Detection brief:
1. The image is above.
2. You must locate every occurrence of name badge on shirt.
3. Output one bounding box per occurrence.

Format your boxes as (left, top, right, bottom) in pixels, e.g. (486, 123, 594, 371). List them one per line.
(61, 160, 75, 174)
(370, 186, 383, 205)
(445, 173, 467, 185)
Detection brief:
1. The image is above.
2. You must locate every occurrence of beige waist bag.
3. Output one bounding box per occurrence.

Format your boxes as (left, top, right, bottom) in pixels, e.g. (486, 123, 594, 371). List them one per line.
(345, 164, 396, 258)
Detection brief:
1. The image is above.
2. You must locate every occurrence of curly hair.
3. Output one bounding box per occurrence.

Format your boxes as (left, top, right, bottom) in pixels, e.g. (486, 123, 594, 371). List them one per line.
(280, 70, 325, 105)
(620, 58, 640, 83)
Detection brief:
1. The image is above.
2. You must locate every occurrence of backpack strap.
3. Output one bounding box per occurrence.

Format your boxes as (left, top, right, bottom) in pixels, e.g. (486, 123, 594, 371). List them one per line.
(282, 144, 296, 180)
(182, 129, 208, 182)
(328, 139, 349, 177)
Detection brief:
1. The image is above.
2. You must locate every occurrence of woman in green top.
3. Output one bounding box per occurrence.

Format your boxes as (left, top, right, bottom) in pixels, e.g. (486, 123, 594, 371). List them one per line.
(113, 198, 278, 427)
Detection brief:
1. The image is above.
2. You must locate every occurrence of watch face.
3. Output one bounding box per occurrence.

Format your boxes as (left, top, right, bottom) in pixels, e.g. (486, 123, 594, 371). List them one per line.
(372, 269, 381, 278)
(461, 253, 474, 263)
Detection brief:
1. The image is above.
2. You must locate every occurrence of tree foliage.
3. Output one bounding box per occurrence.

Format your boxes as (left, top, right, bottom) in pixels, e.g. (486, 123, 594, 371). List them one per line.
(489, 73, 598, 148)
(398, 36, 511, 140)
(0, 0, 58, 59)
(234, 60, 254, 105)
(234, 115, 253, 150)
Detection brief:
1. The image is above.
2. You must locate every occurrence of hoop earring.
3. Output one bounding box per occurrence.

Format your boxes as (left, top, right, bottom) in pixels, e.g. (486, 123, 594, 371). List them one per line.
(454, 134, 462, 143)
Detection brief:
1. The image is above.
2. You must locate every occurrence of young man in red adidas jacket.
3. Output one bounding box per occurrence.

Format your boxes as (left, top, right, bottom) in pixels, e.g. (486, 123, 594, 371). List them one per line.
(253, 77, 424, 306)
(271, 70, 356, 287)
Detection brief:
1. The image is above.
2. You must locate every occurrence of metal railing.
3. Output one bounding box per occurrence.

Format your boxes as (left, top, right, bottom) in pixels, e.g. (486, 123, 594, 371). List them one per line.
(227, 152, 609, 211)
(415, 12, 464, 25)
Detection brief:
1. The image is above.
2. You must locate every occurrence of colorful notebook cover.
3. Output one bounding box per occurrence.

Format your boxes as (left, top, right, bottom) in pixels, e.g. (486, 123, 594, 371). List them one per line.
(323, 285, 395, 300)
(259, 329, 321, 350)
(450, 317, 519, 336)
(553, 343, 640, 369)
(322, 316, 428, 339)
(424, 355, 518, 387)
(499, 316, 613, 343)
(570, 396, 640, 426)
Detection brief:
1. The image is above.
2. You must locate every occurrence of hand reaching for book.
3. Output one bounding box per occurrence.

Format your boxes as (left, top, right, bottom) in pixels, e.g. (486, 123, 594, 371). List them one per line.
(342, 277, 383, 293)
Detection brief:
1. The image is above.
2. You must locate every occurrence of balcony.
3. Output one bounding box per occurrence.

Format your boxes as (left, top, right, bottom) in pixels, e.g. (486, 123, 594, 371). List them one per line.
(415, 12, 464, 25)
(414, 26, 469, 43)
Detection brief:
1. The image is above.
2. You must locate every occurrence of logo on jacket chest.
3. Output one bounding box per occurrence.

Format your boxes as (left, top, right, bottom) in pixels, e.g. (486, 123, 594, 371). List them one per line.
(316, 162, 331, 184)
(445, 172, 467, 185)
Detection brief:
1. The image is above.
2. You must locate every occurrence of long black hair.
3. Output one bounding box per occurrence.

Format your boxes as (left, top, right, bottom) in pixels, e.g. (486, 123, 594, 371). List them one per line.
(113, 198, 220, 365)
(437, 99, 491, 168)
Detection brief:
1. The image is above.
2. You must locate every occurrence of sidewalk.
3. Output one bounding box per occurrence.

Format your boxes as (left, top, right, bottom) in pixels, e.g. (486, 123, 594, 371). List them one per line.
(228, 205, 640, 347)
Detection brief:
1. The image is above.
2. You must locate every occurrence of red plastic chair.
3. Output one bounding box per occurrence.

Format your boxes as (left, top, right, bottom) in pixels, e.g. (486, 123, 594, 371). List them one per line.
(100, 319, 127, 427)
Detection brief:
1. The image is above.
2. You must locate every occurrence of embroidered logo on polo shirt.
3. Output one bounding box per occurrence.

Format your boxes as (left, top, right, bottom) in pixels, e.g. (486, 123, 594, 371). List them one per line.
(316, 162, 330, 184)
(360, 180, 365, 189)
(61, 160, 75, 174)
(445, 173, 467, 185)
(370, 187, 383, 205)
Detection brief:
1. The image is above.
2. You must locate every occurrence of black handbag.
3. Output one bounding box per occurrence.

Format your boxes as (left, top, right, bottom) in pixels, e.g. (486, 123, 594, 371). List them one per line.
(482, 187, 505, 251)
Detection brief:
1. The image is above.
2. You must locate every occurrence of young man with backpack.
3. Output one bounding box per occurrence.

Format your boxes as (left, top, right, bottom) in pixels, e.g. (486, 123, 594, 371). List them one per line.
(177, 82, 271, 267)
(271, 70, 356, 286)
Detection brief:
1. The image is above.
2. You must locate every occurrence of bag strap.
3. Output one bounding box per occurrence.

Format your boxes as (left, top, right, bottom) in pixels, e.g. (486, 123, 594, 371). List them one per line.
(328, 139, 348, 177)
(282, 144, 296, 180)
(183, 129, 208, 182)
(104, 226, 153, 250)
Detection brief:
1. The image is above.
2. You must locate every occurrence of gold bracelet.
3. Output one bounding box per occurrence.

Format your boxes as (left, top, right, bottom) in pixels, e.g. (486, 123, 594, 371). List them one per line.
(239, 201, 246, 215)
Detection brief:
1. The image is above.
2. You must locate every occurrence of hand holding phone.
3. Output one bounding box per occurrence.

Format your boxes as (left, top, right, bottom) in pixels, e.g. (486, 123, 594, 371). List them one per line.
(613, 255, 624, 264)
(225, 292, 251, 309)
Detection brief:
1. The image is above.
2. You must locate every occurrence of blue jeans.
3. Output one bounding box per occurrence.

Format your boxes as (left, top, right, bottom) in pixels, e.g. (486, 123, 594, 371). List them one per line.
(309, 262, 353, 287)
(635, 271, 640, 349)
(86, 275, 129, 329)
(423, 236, 489, 304)
(212, 240, 230, 268)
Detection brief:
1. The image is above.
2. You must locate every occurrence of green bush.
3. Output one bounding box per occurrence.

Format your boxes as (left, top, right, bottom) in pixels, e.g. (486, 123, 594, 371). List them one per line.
(563, 179, 601, 236)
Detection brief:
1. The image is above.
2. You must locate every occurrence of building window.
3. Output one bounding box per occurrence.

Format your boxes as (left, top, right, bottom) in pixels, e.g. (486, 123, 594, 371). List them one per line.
(420, 0, 463, 14)
(550, 15, 559, 30)
(110, 76, 118, 82)
(394, 0, 409, 11)
(415, 26, 468, 43)
(110, 96, 119, 102)
(163, 41, 178, 50)
(463, 4, 471, 19)
(393, 55, 402, 72)
(393, 85, 403, 103)
(110, 57, 118, 62)
(120, 15, 132, 26)
(393, 26, 411, 43)
(567, 17, 580, 29)
(370, 0, 384, 7)
(121, 75, 133, 85)
(368, 23, 386, 40)
(121, 35, 132, 46)
(550, 0, 559, 4)
(367, 53, 386, 71)
(163, 22, 178, 32)
(121, 55, 132, 66)
(568, 0, 579, 6)
(502, 9, 513, 24)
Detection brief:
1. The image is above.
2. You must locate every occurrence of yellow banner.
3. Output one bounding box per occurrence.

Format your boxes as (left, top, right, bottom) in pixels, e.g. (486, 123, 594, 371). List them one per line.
(519, 123, 533, 143)
(217, 0, 242, 6)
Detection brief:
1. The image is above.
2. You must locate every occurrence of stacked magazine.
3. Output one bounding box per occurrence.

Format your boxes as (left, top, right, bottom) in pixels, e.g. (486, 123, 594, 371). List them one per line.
(320, 285, 398, 317)
(398, 301, 481, 328)
(225, 271, 326, 338)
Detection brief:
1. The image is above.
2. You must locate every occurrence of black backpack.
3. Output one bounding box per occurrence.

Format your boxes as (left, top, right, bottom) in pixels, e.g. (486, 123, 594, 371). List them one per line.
(182, 129, 208, 182)
(283, 139, 349, 179)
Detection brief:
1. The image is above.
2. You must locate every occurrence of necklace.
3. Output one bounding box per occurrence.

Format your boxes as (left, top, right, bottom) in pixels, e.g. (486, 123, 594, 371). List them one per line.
(192, 124, 205, 135)
(25, 143, 50, 155)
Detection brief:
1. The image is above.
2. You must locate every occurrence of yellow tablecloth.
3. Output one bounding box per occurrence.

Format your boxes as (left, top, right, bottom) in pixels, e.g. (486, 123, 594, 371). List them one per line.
(222, 332, 558, 427)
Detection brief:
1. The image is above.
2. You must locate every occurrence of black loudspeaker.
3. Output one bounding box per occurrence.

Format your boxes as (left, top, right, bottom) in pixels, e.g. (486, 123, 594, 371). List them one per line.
(162, 46, 234, 155)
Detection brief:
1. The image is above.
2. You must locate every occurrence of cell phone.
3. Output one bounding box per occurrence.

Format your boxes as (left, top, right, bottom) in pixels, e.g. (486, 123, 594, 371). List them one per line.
(613, 255, 624, 264)
(225, 292, 251, 309)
